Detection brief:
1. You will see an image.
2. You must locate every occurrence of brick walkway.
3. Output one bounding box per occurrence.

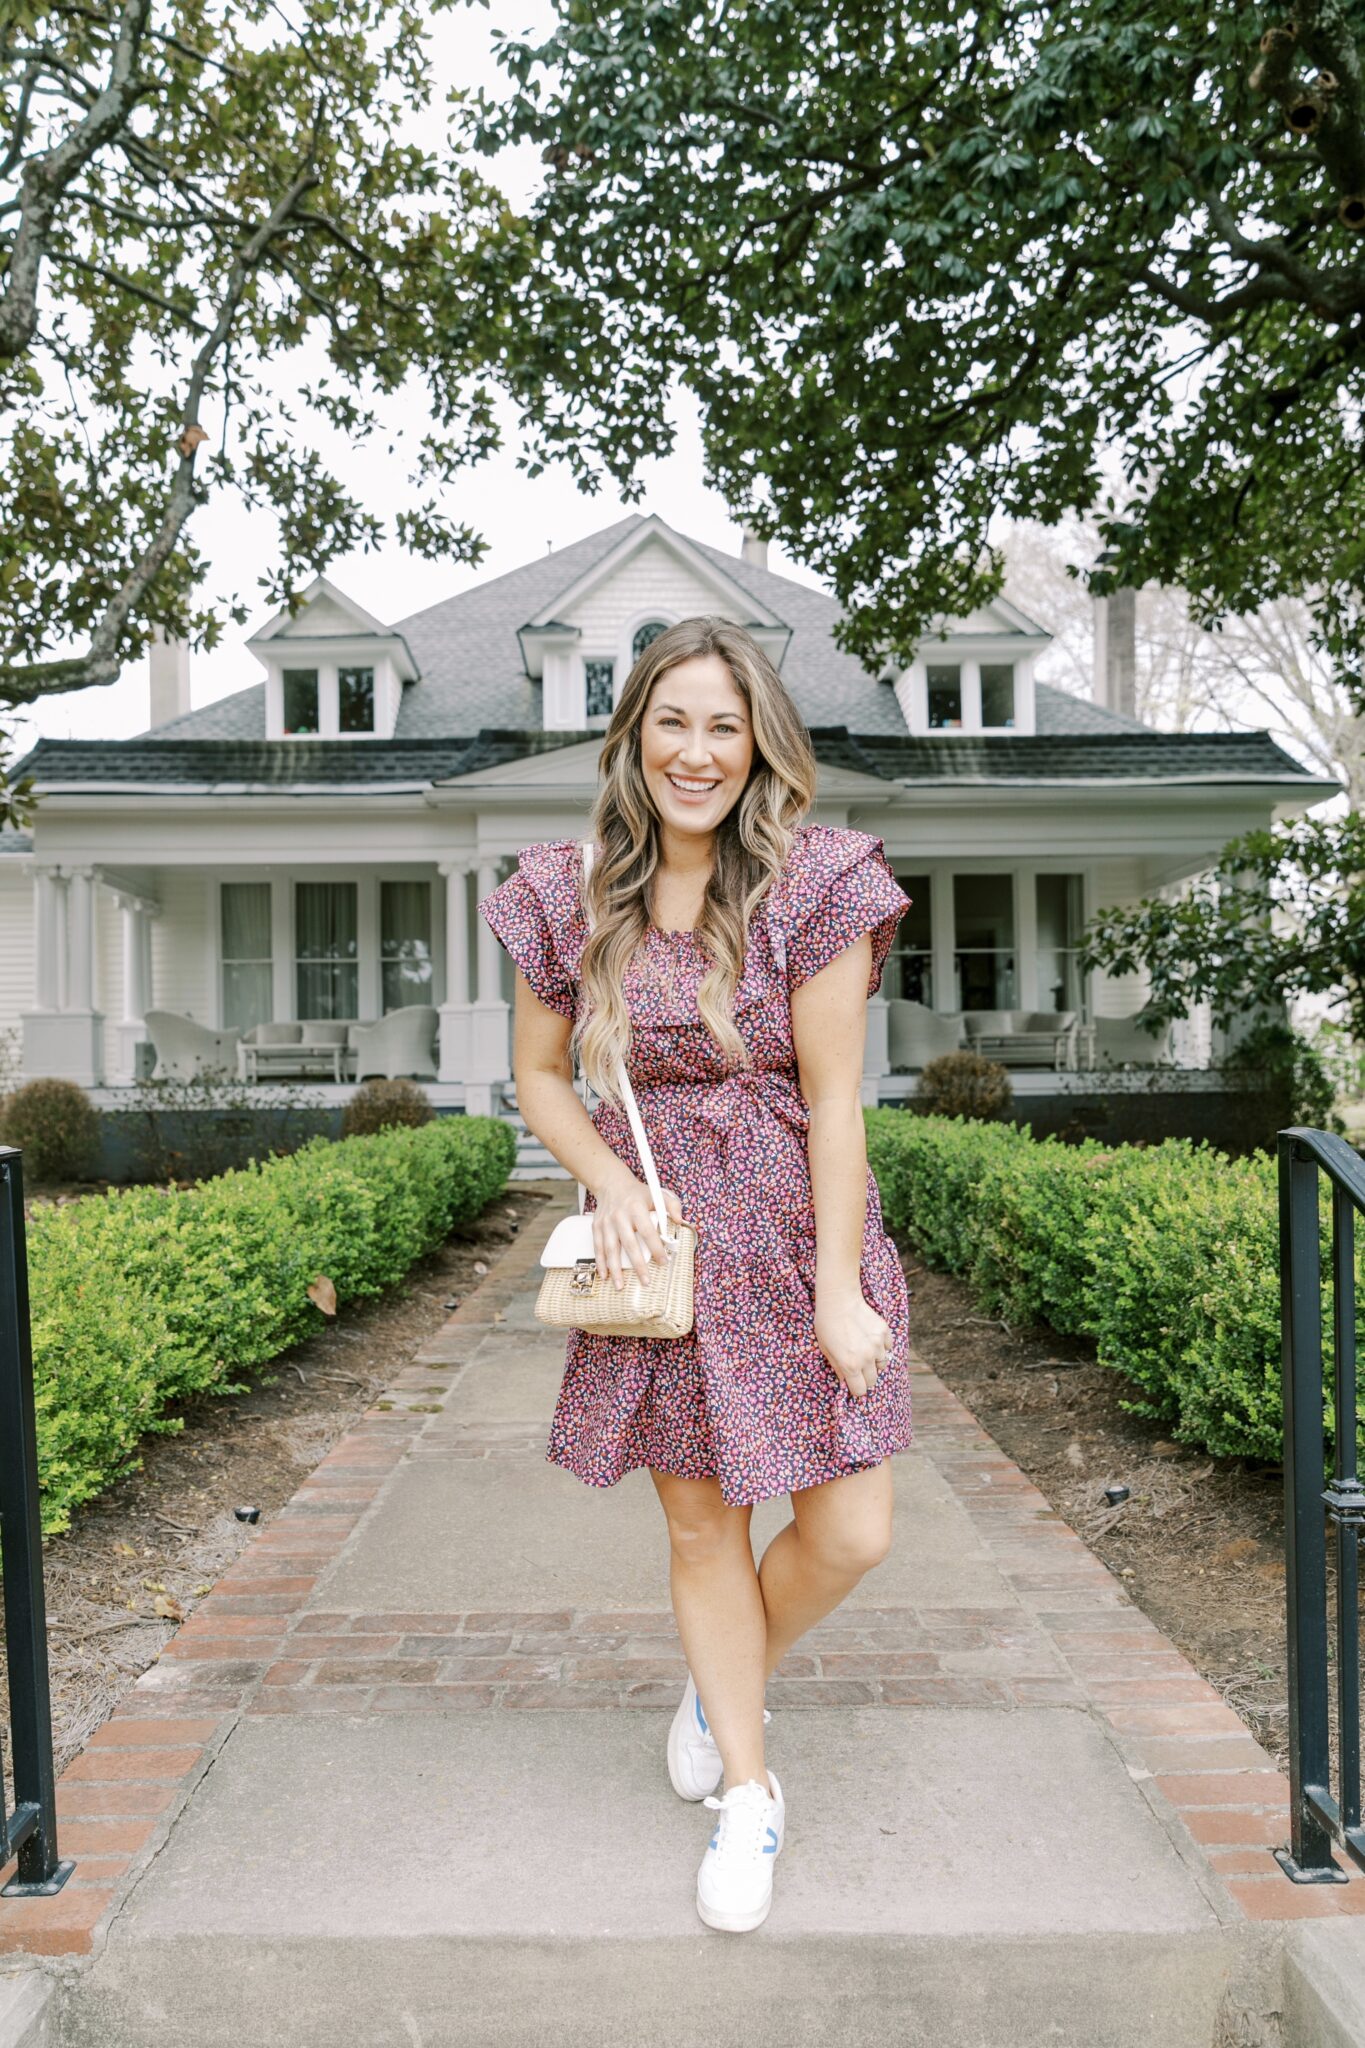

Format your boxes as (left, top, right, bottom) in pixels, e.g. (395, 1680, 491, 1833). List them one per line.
(1, 1180, 1357, 1965)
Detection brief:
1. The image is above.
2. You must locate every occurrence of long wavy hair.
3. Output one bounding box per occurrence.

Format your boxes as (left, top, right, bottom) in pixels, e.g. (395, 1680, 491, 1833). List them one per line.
(574, 615, 818, 1100)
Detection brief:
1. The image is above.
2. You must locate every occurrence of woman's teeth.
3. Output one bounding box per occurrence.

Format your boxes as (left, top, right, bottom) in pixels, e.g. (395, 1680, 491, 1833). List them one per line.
(667, 773, 718, 793)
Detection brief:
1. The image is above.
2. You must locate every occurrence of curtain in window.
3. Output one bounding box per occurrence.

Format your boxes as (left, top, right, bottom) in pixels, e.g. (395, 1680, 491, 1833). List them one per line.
(221, 882, 273, 1030)
(381, 881, 432, 1011)
(295, 882, 359, 1019)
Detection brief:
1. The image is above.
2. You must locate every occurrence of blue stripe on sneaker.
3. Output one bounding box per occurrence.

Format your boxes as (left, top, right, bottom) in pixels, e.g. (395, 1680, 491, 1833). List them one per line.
(694, 1691, 708, 1735)
(762, 1828, 778, 1853)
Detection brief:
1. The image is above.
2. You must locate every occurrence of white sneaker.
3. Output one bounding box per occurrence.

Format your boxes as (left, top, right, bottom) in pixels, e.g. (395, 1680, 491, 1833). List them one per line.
(666, 1671, 771, 1802)
(696, 1770, 784, 1933)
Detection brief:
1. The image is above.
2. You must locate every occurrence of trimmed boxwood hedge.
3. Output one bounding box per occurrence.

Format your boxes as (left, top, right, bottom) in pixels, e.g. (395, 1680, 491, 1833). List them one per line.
(22, 1116, 515, 1535)
(865, 1110, 1344, 1469)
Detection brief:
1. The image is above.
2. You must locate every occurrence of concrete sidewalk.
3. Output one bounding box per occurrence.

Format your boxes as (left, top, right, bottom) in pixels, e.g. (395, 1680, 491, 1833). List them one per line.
(6, 1184, 1365, 2045)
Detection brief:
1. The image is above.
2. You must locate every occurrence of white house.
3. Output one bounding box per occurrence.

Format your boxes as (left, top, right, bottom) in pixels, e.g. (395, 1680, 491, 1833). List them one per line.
(0, 511, 1338, 1136)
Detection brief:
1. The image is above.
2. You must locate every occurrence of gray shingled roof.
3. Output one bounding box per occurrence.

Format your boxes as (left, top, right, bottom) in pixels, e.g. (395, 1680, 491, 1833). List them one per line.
(20, 724, 1320, 791)
(138, 513, 1154, 745)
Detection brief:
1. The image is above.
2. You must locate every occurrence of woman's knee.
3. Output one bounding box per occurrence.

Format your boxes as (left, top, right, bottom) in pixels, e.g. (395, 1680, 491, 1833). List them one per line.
(800, 1508, 893, 1580)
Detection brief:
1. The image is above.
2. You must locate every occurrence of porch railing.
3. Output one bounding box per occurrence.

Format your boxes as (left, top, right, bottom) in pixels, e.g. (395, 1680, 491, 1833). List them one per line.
(1278, 1125, 1365, 1881)
(0, 1149, 74, 1895)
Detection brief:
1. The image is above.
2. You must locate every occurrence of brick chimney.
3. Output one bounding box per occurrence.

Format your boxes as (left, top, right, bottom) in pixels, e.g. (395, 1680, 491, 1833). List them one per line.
(1092, 589, 1136, 719)
(148, 624, 191, 728)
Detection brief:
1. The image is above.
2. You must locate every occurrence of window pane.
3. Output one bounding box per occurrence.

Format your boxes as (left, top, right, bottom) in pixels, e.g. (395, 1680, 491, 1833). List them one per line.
(295, 882, 358, 1019)
(585, 658, 614, 719)
(981, 665, 1016, 727)
(221, 882, 272, 961)
(223, 962, 273, 1032)
(632, 621, 668, 661)
(886, 873, 932, 1004)
(339, 666, 375, 732)
(954, 873, 1016, 1009)
(926, 665, 962, 728)
(221, 883, 273, 1031)
(1036, 872, 1085, 1014)
(283, 669, 319, 735)
(380, 881, 433, 1010)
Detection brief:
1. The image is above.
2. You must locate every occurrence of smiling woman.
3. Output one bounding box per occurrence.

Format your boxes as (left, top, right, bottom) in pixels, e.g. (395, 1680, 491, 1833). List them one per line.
(477, 614, 913, 1936)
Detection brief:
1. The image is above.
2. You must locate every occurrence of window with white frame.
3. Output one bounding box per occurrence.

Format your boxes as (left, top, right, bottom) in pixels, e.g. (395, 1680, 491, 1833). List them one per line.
(380, 881, 433, 1011)
(980, 664, 1016, 728)
(886, 875, 932, 1004)
(632, 620, 668, 662)
(282, 669, 320, 736)
(1035, 873, 1085, 1015)
(221, 883, 274, 1030)
(339, 665, 375, 733)
(953, 873, 1017, 1010)
(295, 882, 359, 1019)
(584, 657, 615, 721)
(926, 665, 963, 729)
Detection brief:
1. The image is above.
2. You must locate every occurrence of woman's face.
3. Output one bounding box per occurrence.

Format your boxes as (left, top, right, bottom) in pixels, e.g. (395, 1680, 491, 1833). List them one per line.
(637, 652, 755, 839)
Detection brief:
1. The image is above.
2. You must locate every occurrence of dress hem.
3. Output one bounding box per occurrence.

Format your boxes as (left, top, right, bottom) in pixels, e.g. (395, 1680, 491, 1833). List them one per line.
(544, 1432, 916, 1511)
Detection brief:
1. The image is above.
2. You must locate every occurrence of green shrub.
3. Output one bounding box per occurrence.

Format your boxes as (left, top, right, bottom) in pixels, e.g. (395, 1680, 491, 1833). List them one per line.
(1220, 1020, 1341, 1134)
(915, 1050, 1013, 1121)
(22, 1116, 514, 1534)
(341, 1077, 435, 1138)
(865, 1107, 1346, 1468)
(0, 1078, 100, 1182)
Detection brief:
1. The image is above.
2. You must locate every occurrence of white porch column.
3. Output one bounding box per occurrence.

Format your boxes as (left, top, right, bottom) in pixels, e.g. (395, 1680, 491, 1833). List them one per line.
(861, 995, 890, 1103)
(32, 869, 60, 1010)
(110, 893, 157, 1084)
(437, 858, 475, 1086)
(465, 856, 511, 1116)
(22, 867, 104, 1085)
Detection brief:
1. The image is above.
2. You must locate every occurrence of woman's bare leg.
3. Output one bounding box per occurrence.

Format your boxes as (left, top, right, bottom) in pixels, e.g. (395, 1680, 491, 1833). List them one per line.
(649, 1470, 768, 1789)
(757, 1462, 894, 1676)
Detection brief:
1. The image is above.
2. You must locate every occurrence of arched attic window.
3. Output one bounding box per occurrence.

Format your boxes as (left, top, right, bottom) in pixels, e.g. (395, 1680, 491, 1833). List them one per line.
(632, 620, 669, 661)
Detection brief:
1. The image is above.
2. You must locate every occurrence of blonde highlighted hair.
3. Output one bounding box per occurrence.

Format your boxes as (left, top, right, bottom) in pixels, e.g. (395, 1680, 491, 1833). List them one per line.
(574, 615, 818, 1100)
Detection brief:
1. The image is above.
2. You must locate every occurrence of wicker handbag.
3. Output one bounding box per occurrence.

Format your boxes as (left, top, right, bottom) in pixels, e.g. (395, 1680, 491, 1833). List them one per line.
(534, 842, 698, 1339)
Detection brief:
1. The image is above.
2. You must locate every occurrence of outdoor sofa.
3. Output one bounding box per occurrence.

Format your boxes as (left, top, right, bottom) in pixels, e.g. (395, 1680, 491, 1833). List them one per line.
(145, 1007, 440, 1084)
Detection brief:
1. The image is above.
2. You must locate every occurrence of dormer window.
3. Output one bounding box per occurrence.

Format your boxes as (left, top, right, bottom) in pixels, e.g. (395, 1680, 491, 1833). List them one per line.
(981, 664, 1016, 728)
(339, 665, 375, 733)
(927, 666, 963, 729)
(283, 669, 320, 736)
(585, 657, 615, 722)
(632, 620, 668, 661)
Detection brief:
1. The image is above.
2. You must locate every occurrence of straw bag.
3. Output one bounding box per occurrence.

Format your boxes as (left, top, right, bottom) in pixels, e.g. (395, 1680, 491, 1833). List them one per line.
(534, 841, 698, 1339)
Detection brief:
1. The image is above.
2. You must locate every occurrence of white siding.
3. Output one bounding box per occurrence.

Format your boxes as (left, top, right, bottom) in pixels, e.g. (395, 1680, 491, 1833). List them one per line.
(1089, 858, 1150, 1020)
(151, 869, 211, 1021)
(570, 536, 731, 655)
(0, 864, 31, 1081)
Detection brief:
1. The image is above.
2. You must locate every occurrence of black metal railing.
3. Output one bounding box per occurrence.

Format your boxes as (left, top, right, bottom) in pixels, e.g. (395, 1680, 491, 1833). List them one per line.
(0, 1148, 73, 1896)
(1278, 1125, 1365, 1882)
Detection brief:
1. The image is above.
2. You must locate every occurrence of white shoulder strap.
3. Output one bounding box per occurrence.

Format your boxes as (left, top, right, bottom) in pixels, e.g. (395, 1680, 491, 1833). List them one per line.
(576, 840, 671, 1240)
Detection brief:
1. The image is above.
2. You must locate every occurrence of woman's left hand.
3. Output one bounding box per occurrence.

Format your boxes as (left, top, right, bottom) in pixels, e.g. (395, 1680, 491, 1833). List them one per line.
(813, 1285, 894, 1403)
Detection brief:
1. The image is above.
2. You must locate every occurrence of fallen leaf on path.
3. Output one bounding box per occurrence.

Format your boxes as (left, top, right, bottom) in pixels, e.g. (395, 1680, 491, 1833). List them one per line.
(307, 1275, 338, 1316)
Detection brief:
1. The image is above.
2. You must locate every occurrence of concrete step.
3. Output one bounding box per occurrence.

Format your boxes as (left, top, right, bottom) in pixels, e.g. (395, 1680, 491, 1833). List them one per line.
(54, 1927, 1262, 2048)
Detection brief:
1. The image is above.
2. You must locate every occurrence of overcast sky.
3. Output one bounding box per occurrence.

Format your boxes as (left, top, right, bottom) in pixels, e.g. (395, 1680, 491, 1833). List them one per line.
(13, 1, 828, 756)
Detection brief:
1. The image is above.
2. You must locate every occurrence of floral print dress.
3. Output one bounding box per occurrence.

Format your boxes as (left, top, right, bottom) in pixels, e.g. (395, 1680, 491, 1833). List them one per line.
(478, 821, 914, 1508)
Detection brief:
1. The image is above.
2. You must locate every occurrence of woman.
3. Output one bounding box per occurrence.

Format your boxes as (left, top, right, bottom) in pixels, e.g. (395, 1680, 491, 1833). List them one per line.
(478, 615, 913, 1935)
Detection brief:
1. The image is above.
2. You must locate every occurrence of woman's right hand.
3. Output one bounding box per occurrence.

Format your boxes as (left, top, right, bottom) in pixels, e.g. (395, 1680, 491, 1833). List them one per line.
(591, 1162, 685, 1289)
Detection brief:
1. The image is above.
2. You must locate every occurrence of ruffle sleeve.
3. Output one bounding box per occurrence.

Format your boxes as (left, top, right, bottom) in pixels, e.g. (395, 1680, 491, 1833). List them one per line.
(477, 838, 583, 1019)
(780, 824, 912, 998)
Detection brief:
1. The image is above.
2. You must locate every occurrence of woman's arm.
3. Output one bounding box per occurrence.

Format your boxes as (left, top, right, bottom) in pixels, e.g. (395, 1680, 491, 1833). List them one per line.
(790, 934, 893, 1402)
(510, 966, 683, 1290)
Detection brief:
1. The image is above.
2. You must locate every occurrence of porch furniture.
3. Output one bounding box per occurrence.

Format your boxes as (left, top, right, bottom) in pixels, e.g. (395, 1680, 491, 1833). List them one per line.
(887, 1000, 966, 1070)
(351, 1005, 439, 1081)
(145, 1011, 243, 1081)
(963, 1009, 1080, 1072)
(1084, 1008, 1172, 1069)
(238, 1020, 352, 1083)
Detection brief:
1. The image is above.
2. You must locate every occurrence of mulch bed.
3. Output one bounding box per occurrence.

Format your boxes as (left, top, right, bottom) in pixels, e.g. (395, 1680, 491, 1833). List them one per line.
(902, 1256, 1294, 1770)
(7, 1183, 550, 1777)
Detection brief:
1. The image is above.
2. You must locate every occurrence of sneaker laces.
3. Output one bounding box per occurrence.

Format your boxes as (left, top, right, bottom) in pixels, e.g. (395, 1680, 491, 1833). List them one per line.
(702, 1779, 775, 1864)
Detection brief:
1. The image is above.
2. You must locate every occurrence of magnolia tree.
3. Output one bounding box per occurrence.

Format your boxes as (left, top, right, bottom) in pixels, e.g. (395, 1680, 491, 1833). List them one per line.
(473, 1, 1365, 698)
(1080, 814, 1365, 1045)
(0, 0, 533, 818)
